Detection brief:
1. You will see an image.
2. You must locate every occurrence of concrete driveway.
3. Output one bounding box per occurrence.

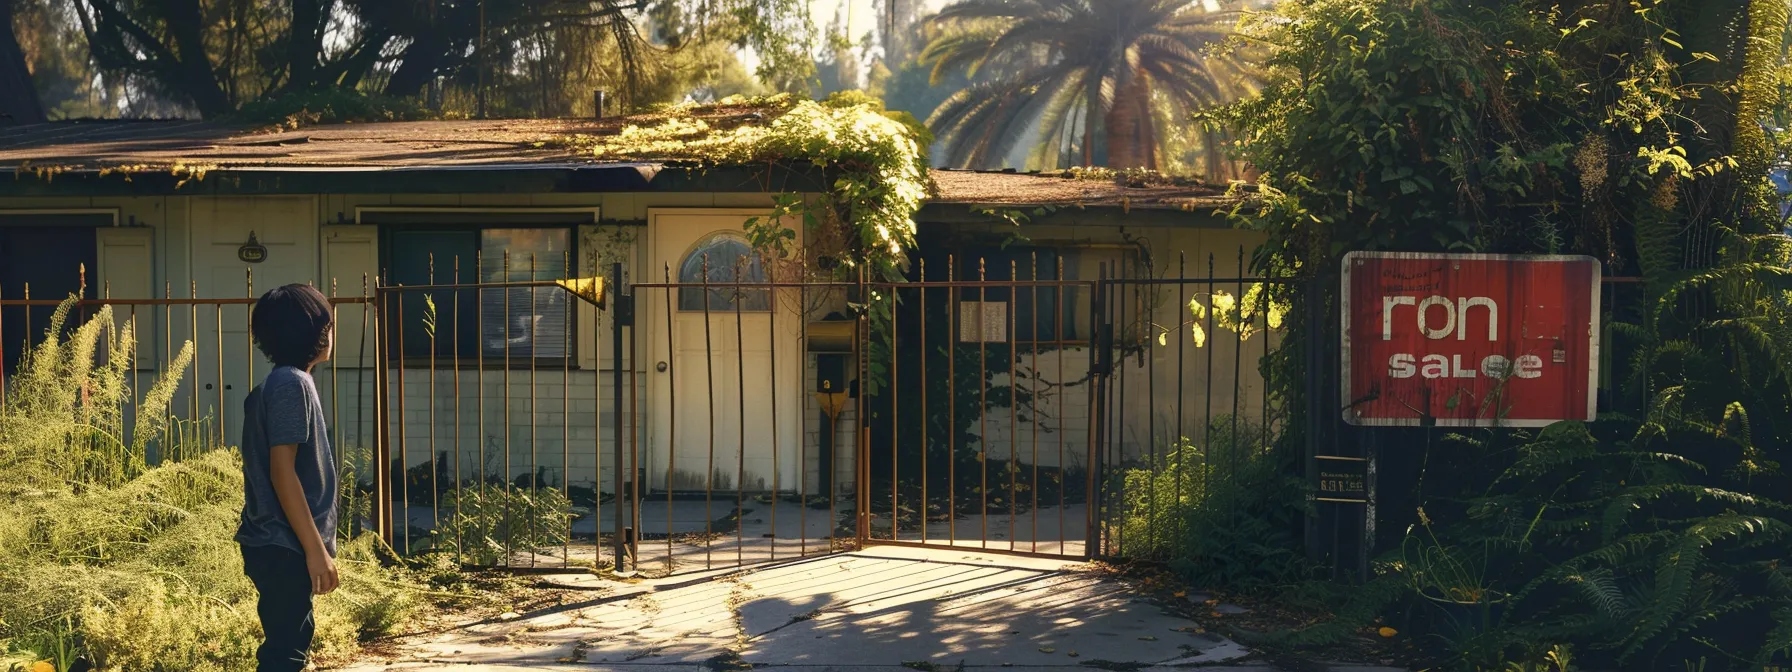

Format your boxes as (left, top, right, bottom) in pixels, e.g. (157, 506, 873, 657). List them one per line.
(335, 545, 1401, 672)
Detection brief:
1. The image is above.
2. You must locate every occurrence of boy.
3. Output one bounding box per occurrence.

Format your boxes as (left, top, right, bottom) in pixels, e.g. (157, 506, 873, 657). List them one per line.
(238, 283, 339, 672)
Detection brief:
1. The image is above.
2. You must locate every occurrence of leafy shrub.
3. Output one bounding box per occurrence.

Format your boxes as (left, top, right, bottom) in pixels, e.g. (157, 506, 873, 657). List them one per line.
(1111, 417, 1308, 591)
(0, 298, 424, 671)
(428, 485, 579, 567)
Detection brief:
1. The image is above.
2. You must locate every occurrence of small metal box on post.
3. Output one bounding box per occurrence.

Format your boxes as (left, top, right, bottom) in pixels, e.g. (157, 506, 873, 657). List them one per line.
(807, 312, 854, 499)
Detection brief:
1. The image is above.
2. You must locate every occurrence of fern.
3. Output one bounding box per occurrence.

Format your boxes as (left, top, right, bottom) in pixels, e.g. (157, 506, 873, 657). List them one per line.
(1570, 569, 1632, 621)
(1621, 515, 1792, 661)
(1764, 606, 1792, 666)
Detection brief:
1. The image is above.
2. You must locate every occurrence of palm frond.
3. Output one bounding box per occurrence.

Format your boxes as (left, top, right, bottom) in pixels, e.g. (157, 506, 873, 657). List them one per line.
(921, 28, 1008, 84)
(933, 0, 1055, 23)
(922, 0, 1258, 169)
(929, 65, 1076, 167)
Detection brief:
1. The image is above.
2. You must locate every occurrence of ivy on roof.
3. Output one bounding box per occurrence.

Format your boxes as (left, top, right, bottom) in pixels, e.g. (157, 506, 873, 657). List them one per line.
(554, 93, 934, 279)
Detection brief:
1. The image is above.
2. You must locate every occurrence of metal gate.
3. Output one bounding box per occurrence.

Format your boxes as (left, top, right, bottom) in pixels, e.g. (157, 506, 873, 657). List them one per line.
(854, 260, 1101, 559)
(368, 251, 1298, 575)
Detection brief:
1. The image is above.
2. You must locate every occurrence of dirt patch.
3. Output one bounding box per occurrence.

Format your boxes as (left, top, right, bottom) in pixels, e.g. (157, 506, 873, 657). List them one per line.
(1086, 560, 1425, 670)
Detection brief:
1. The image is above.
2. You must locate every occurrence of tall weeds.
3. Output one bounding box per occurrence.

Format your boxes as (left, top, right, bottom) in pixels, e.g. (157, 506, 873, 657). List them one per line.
(0, 297, 422, 671)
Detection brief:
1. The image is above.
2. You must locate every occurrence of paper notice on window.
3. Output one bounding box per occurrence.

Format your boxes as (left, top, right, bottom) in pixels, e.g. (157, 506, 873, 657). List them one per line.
(959, 301, 1008, 343)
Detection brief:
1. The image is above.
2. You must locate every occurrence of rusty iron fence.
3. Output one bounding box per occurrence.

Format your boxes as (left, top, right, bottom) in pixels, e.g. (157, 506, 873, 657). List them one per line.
(1091, 252, 1297, 562)
(1, 252, 1311, 577)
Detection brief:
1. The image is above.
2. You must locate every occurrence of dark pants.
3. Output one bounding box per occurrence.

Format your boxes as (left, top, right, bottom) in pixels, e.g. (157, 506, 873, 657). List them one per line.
(240, 544, 315, 672)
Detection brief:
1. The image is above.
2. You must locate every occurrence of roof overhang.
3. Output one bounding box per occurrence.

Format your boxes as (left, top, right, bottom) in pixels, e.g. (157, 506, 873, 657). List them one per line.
(917, 202, 1237, 228)
(0, 161, 831, 197)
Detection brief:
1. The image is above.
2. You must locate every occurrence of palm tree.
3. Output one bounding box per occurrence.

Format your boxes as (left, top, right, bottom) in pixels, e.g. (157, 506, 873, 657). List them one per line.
(922, 0, 1256, 175)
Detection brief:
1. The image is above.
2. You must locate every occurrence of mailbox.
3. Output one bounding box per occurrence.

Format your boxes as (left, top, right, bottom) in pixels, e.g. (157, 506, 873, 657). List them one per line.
(806, 318, 854, 353)
(809, 311, 856, 495)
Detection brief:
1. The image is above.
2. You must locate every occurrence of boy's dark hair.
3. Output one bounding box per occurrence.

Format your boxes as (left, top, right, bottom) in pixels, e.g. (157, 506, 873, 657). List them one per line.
(252, 283, 334, 369)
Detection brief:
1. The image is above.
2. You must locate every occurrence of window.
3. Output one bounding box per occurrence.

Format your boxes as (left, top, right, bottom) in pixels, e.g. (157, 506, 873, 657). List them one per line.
(384, 226, 573, 363)
(677, 232, 770, 312)
(952, 246, 1084, 343)
(0, 224, 98, 375)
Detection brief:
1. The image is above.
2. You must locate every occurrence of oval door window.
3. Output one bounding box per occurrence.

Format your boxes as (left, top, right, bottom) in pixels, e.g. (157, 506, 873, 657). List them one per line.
(677, 232, 771, 311)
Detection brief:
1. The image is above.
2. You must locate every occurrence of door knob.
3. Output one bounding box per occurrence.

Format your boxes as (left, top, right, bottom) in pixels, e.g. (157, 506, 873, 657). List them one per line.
(656, 361, 668, 372)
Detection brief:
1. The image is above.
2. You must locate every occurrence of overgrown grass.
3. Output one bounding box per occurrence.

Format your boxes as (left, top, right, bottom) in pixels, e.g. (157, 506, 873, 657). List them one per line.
(0, 299, 425, 671)
(1109, 417, 1308, 592)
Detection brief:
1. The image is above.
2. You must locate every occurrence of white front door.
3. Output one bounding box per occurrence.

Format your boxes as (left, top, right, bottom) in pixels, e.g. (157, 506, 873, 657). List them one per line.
(646, 210, 802, 494)
(191, 196, 319, 443)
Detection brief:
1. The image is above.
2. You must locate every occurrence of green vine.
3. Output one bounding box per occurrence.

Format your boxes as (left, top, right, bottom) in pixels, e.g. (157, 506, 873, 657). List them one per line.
(582, 220, 641, 277)
(556, 93, 933, 283)
(556, 93, 932, 396)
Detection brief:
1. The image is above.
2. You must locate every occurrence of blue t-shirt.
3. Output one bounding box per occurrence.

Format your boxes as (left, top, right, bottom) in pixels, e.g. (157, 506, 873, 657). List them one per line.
(235, 366, 338, 556)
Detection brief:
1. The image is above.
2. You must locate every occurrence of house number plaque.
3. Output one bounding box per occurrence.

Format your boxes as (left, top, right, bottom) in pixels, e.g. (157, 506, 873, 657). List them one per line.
(1315, 455, 1368, 503)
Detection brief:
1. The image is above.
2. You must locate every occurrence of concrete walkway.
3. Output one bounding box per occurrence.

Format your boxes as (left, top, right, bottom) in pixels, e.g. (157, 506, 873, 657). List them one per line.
(336, 546, 1401, 672)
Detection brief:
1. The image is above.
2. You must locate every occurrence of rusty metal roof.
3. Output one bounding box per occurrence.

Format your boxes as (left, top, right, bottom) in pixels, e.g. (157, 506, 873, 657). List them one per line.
(1, 118, 619, 169)
(0, 115, 1237, 209)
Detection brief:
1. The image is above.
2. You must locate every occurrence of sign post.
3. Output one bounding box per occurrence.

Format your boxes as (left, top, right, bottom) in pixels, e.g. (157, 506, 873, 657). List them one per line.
(1341, 252, 1601, 427)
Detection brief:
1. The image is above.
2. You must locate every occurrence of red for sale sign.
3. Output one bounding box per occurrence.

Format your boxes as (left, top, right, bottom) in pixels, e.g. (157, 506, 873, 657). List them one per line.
(1341, 252, 1601, 427)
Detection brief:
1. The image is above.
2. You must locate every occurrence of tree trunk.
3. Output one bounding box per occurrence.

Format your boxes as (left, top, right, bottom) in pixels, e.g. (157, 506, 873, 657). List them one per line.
(1081, 72, 1103, 167)
(328, 26, 392, 90)
(384, 34, 443, 97)
(159, 0, 229, 116)
(284, 0, 324, 92)
(0, 0, 45, 124)
(1104, 73, 1155, 169)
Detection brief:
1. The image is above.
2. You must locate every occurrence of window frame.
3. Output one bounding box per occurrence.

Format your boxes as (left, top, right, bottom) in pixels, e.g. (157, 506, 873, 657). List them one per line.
(675, 230, 773, 313)
(377, 220, 582, 369)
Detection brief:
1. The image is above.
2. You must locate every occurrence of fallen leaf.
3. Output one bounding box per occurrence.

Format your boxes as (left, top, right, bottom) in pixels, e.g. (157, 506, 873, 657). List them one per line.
(1378, 626, 1398, 638)
(1138, 635, 1158, 641)
(31, 662, 54, 672)
(1039, 647, 1056, 653)
(1068, 651, 1080, 658)
(1172, 590, 1186, 598)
